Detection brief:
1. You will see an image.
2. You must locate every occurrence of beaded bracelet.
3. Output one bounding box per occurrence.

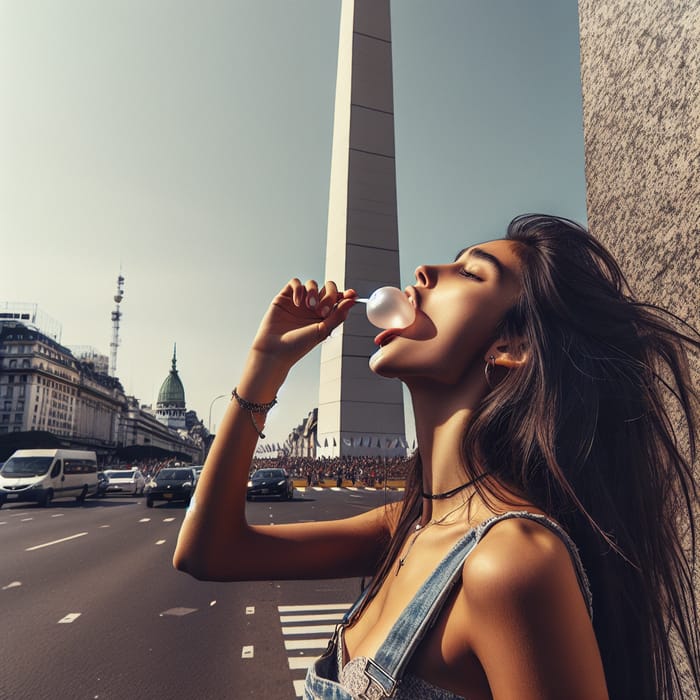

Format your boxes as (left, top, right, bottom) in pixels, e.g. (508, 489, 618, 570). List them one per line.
(231, 387, 277, 439)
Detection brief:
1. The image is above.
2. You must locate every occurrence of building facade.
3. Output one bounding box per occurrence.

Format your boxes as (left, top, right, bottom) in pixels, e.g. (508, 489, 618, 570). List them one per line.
(0, 320, 203, 463)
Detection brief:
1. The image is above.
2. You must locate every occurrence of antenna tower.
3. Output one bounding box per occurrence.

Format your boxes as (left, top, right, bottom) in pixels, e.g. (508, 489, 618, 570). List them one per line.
(109, 274, 125, 377)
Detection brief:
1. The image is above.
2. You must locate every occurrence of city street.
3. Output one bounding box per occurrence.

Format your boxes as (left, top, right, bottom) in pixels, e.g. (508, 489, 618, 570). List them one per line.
(1, 486, 403, 700)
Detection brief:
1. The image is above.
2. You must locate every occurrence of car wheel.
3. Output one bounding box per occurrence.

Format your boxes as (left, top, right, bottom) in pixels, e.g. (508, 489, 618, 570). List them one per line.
(146, 497, 154, 508)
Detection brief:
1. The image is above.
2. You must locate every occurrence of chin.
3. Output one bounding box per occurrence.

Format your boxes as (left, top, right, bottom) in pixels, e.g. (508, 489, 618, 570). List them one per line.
(368, 347, 408, 380)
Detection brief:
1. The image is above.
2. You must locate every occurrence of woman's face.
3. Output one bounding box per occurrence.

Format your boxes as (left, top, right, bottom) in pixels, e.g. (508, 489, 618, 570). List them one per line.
(369, 239, 523, 386)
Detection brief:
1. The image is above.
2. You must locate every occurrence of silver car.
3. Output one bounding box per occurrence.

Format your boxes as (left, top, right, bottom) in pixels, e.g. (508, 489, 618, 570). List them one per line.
(102, 469, 146, 496)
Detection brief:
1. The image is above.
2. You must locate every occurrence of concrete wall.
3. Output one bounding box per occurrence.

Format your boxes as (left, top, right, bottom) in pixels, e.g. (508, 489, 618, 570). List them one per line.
(579, 1, 699, 333)
(578, 3, 699, 692)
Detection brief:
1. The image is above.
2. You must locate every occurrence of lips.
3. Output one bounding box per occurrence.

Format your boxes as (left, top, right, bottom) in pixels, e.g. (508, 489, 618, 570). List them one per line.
(374, 328, 399, 346)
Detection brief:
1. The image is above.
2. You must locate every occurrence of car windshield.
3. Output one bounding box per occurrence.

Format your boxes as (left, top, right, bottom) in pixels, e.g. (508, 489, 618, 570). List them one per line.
(158, 469, 191, 480)
(253, 469, 285, 479)
(1, 456, 53, 477)
(106, 470, 136, 478)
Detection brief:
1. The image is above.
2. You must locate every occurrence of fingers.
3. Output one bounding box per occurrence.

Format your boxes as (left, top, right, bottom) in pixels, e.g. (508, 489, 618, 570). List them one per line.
(283, 278, 355, 317)
(317, 295, 357, 339)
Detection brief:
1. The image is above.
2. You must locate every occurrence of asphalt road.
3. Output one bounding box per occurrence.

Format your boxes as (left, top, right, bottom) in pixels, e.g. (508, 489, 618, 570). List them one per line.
(0, 486, 403, 700)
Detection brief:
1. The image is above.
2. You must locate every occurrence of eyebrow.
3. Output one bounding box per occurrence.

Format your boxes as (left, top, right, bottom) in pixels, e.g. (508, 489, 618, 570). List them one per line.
(455, 247, 504, 280)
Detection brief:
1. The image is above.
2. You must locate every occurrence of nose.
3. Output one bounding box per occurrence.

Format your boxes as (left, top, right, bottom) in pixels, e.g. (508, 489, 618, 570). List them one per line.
(414, 264, 436, 288)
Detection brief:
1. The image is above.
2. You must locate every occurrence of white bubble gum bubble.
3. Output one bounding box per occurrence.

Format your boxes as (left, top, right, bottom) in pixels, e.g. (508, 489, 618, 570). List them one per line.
(357, 287, 415, 329)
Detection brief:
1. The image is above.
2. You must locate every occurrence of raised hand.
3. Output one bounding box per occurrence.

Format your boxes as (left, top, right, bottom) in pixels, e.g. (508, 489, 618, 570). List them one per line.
(251, 278, 357, 370)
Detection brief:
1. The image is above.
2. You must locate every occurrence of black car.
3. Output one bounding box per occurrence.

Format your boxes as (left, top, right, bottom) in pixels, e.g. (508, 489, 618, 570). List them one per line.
(145, 467, 196, 507)
(246, 468, 294, 501)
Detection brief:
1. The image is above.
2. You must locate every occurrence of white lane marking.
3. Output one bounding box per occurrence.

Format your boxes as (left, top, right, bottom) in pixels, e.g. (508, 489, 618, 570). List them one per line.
(365, 487, 377, 491)
(26, 532, 88, 551)
(347, 487, 359, 491)
(99, 525, 110, 528)
(279, 603, 351, 612)
(312, 487, 323, 491)
(280, 613, 345, 623)
(330, 487, 341, 491)
(210, 600, 216, 607)
(284, 638, 329, 650)
(139, 518, 150, 523)
(0, 521, 6, 525)
(160, 607, 197, 617)
(282, 624, 336, 635)
(9, 512, 30, 517)
(246, 606, 255, 615)
(51, 513, 64, 517)
(2, 581, 22, 590)
(279, 601, 351, 696)
(58, 613, 81, 624)
(163, 517, 175, 522)
(20, 518, 33, 522)
(296, 486, 307, 492)
(155, 539, 166, 545)
(241, 645, 254, 659)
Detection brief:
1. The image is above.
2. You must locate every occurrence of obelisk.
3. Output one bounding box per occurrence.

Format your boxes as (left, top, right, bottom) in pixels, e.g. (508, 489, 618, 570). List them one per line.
(316, 0, 406, 458)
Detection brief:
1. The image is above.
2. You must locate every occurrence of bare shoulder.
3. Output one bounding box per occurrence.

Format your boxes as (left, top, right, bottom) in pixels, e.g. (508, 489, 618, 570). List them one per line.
(457, 516, 606, 699)
(461, 515, 583, 614)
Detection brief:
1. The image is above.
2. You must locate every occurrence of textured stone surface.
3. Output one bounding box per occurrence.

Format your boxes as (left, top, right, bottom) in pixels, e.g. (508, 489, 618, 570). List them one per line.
(579, 1, 699, 326)
(579, 2, 699, 695)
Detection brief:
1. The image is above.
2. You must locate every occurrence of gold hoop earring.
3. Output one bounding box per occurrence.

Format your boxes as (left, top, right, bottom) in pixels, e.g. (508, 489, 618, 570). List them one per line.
(484, 355, 496, 389)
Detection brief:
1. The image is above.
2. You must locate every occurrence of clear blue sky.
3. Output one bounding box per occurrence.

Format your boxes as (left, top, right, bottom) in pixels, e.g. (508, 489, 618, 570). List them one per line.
(1, 1, 587, 448)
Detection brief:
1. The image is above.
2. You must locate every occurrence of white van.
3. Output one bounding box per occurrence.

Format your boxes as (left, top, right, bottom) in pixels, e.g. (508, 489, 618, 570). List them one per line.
(0, 449, 99, 507)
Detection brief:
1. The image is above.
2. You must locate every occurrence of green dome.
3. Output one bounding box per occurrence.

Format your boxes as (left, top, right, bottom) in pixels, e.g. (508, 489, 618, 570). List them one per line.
(157, 345, 186, 406)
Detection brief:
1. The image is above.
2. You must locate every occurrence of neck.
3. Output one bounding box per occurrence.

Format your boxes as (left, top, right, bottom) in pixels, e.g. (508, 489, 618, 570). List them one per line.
(408, 366, 488, 520)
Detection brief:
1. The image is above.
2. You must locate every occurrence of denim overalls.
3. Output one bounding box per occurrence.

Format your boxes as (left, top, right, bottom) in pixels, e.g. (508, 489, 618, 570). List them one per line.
(303, 511, 592, 700)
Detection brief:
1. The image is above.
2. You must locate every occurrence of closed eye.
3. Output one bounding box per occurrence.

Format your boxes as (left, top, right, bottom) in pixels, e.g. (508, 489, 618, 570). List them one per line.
(459, 269, 484, 282)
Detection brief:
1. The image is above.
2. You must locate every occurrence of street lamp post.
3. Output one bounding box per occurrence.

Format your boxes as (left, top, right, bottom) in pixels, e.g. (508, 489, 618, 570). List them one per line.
(208, 394, 227, 434)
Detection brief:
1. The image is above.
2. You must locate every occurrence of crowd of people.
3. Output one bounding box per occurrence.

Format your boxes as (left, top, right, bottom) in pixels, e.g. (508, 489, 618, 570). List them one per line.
(108, 454, 411, 487)
(251, 455, 411, 486)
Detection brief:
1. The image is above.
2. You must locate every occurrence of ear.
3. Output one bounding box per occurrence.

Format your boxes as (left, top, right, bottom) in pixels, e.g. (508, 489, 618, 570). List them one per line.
(484, 338, 528, 369)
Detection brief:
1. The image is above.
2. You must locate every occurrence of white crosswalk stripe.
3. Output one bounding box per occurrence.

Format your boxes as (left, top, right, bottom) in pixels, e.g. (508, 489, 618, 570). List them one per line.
(278, 602, 351, 697)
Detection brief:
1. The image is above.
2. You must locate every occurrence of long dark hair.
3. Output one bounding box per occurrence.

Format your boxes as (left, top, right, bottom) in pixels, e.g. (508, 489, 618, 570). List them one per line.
(366, 214, 700, 700)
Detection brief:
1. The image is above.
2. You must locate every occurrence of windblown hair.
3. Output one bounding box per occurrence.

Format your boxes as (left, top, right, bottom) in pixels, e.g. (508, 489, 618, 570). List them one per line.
(368, 215, 700, 699)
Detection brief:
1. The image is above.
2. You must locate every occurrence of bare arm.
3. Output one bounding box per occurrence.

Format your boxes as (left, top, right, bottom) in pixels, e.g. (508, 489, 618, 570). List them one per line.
(173, 278, 395, 581)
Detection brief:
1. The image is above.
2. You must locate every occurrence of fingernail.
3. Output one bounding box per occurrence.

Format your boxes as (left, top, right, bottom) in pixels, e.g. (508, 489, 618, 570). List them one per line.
(308, 296, 317, 307)
(320, 306, 329, 317)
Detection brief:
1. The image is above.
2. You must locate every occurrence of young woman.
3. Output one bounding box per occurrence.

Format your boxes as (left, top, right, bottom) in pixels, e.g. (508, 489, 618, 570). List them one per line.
(174, 215, 700, 699)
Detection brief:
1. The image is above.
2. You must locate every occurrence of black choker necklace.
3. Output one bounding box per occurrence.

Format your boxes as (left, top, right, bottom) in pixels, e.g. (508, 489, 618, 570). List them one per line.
(422, 473, 487, 500)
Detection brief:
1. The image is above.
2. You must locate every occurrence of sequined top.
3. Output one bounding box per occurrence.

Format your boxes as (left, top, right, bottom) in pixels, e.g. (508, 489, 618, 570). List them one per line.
(337, 627, 464, 699)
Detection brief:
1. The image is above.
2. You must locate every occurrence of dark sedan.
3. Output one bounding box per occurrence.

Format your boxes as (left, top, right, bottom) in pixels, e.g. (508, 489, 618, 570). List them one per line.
(145, 467, 196, 507)
(246, 468, 294, 501)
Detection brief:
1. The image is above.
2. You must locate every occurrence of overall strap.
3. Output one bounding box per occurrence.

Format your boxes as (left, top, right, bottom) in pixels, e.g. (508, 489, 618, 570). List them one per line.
(362, 527, 480, 697)
(359, 511, 593, 697)
(474, 511, 593, 619)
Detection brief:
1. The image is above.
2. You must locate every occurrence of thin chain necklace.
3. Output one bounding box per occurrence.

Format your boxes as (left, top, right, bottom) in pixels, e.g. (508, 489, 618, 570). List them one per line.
(395, 500, 469, 576)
